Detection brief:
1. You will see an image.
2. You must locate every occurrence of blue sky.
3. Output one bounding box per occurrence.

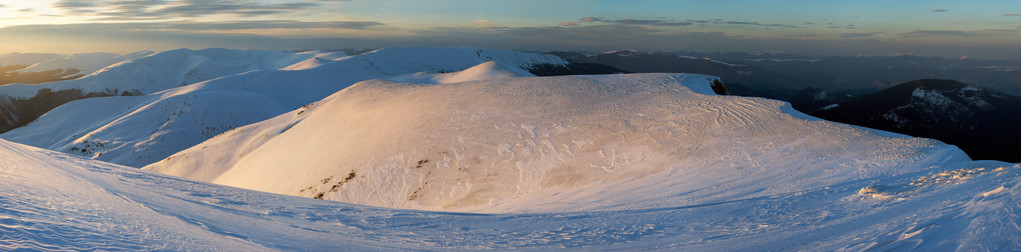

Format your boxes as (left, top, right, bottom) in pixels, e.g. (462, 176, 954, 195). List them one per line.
(1, 0, 1019, 59)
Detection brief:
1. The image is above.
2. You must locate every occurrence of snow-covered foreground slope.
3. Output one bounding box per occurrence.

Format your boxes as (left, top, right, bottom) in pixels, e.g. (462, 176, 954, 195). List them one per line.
(5, 134, 1021, 250)
(1, 48, 565, 167)
(0, 48, 324, 98)
(148, 73, 975, 214)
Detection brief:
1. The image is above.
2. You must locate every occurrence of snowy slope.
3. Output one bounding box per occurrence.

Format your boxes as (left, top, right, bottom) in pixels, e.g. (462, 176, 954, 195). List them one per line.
(280, 51, 348, 70)
(0, 48, 323, 98)
(6, 98, 1021, 250)
(1, 48, 567, 167)
(145, 72, 973, 215)
(15, 51, 155, 76)
(141, 60, 535, 182)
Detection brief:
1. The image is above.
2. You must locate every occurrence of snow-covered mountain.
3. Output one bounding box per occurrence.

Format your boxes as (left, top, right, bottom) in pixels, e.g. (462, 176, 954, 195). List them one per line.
(555, 50, 806, 99)
(145, 71, 977, 215)
(0, 48, 337, 133)
(0, 48, 328, 98)
(15, 51, 156, 77)
(0, 47, 567, 167)
(788, 87, 854, 112)
(4, 73, 1021, 249)
(0, 52, 63, 66)
(811, 79, 1021, 162)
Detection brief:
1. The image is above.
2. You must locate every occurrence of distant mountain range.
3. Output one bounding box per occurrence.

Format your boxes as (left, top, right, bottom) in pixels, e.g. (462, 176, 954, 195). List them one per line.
(552, 49, 1021, 97)
(548, 50, 803, 99)
(0, 51, 154, 85)
(551, 50, 1021, 162)
(811, 79, 1021, 162)
(0, 49, 332, 132)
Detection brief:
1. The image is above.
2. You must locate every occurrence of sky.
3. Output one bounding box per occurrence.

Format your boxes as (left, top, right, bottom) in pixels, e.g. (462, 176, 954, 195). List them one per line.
(0, 0, 1019, 60)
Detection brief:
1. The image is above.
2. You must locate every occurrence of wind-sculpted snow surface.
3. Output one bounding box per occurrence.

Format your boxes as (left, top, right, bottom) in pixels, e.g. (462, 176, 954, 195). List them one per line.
(149, 73, 972, 215)
(5, 133, 1021, 250)
(6, 48, 1021, 249)
(1, 48, 568, 167)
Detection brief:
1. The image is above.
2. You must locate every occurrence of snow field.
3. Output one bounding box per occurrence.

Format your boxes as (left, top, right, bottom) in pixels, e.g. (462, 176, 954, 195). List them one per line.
(3, 138, 1020, 250)
(2, 47, 1020, 250)
(150, 71, 972, 215)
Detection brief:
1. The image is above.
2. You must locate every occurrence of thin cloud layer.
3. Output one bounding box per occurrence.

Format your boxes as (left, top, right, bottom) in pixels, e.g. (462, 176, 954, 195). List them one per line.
(566, 16, 798, 28)
(900, 29, 1020, 37)
(840, 32, 883, 38)
(53, 0, 326, 20)
(4, 21, 384, 34)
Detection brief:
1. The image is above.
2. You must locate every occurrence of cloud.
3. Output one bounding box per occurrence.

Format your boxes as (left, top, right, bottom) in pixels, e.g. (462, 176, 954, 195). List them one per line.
(472, 20, 504, 28)
(17, 8, 34, 13)
(900, 30, 974, 36)
(827, 24, 857, 29)
(0, 20, 397, 55)
(686, 19, 798, 28)
(899, 29, 1020, 37)
(178, 20, 384, 30)
(613, 19, 692, 26)
(931, 9, 949, 12)
(3, 21, 385, 36)
(1004, 14, 1021, 17)
(575, 16, 804, 28)
(0, 4, 6, 8)
(54, 0, 98, 9)
(688, 19, 723, 24)
(558, 21, 580, 27)
(840, 32, 882, 38)
(570, 17, 693, 27)
(723, 21, 795, 27)
(52, 0, 326, 20)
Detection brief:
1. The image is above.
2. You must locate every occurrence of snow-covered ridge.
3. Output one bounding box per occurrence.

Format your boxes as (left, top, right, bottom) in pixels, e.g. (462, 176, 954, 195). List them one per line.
(1, 47, 567, 167)
(3, 48, 1021, 249)
(0, 48, 324, 98)
(703, 57, 745, 67)
(745, 58, 825, 63)
(147, 72, 972, 215)
(280, 51, 348, 70)
(15, 51, 156, 76)
(0, 52, 63, 66)
(346, 47, 568, 74)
